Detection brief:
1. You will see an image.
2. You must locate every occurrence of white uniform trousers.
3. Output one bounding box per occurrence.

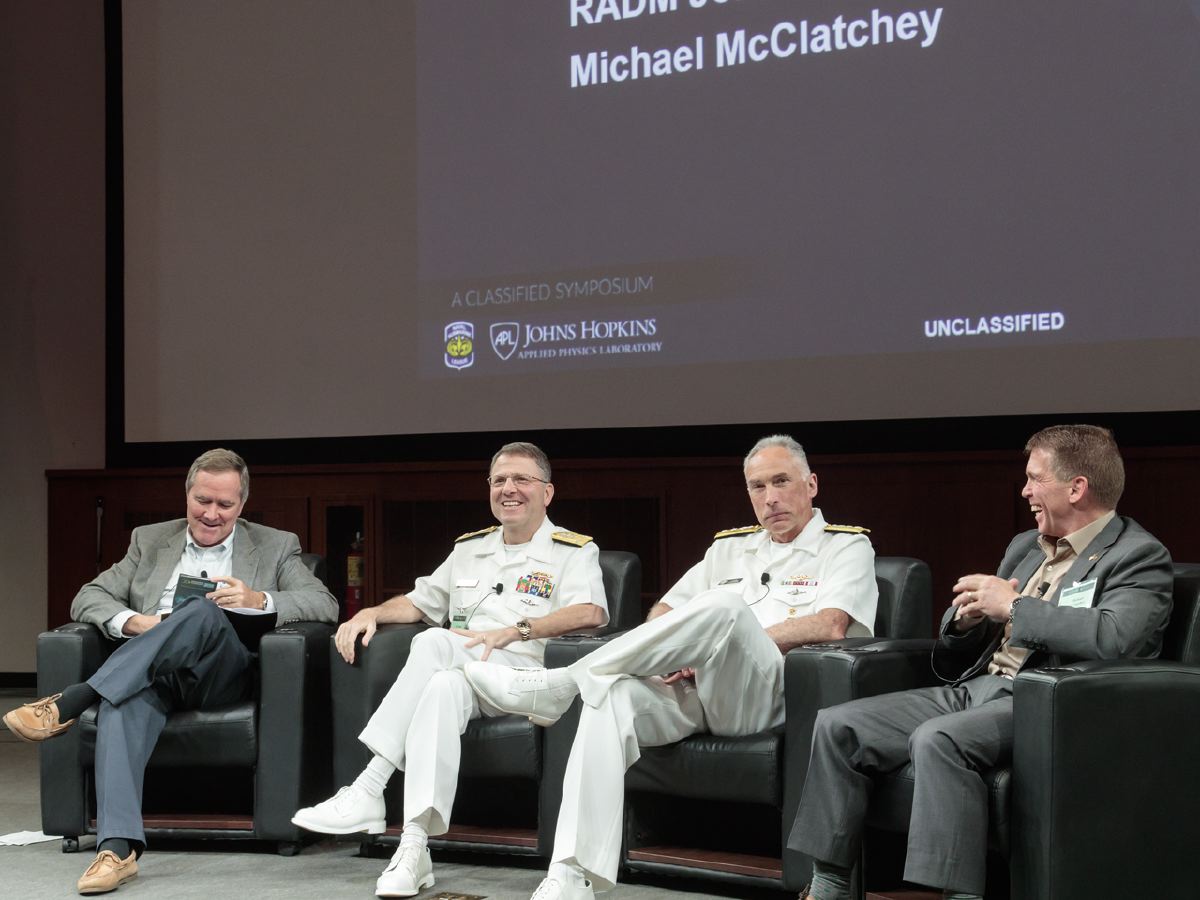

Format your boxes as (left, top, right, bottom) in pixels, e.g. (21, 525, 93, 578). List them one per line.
(357, 628, 528, 835)
(553, 591, 786, 889)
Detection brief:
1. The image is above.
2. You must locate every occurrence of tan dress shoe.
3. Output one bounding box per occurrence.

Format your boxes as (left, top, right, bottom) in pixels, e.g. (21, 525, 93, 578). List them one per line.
(77, 849, 138, 894)
(2, 693, 76, 742)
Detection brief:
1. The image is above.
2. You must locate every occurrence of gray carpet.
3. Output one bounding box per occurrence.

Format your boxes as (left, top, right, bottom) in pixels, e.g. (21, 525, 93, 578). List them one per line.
(0, 691, 788, 900)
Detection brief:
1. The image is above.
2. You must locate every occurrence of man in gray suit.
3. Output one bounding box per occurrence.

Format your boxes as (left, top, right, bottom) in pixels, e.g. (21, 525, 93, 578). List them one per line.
(4, 448, 337, 895)
(790, 424, 1173, 900)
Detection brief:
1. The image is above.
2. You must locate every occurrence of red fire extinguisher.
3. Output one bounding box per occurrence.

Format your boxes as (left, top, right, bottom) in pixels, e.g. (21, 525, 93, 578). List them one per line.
(344, 531, 364, 622)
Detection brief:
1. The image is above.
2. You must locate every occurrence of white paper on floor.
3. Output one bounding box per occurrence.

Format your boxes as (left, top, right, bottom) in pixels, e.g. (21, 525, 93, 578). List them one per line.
(0, 830, 60, 846)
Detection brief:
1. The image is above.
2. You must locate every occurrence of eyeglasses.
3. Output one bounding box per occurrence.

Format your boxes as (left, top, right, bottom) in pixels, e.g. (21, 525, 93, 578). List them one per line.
(486, 474, 549, 488)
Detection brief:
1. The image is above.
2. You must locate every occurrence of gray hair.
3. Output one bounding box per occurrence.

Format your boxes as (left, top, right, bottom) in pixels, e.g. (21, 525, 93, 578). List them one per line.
(743, 434, 810, 476)
(490, 442, 551, 482)
(186, 448, 250, 503)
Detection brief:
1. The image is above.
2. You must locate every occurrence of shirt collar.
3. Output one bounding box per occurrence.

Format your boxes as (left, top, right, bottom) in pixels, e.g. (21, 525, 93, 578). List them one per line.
(1039, 509, 1115, 560)
(477, 517, 556, 563)
(751, 508, 828, 559)
(187, 522, 237, 555)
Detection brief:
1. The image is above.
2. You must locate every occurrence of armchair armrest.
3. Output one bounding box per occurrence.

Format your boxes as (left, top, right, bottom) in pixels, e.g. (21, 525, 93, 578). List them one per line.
(256, 621, 337, 839)
(793, 637, 892, 653)
(543, 632, 626, 668)
(36, 622, 114, 695)
(786, 639, 938, 710)
(36, 622, 115, 840)
(329, 622, 431, 787)
(1010, 660, 1200, 900)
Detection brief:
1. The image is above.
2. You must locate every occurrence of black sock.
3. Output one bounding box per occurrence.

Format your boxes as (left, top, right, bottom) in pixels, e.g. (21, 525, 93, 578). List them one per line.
(56, 683, 98, 722)
(98, 838, 132, 860)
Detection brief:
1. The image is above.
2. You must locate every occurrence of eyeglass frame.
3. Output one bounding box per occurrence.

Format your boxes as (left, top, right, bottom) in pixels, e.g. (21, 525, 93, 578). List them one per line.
(485, 473, 550, 489)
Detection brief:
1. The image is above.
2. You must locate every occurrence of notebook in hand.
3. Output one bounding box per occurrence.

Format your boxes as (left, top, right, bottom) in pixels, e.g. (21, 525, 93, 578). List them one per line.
(173, 574, 278, 650)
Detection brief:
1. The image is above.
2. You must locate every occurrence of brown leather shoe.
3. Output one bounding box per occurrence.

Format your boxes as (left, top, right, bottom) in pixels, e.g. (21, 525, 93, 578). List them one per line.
(77, 850, 138, 894)
(2, 693, 76, 742)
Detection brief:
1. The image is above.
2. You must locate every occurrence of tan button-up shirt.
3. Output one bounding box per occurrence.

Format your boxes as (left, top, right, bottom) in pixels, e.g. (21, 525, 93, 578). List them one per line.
(988, 510, 1115, 678)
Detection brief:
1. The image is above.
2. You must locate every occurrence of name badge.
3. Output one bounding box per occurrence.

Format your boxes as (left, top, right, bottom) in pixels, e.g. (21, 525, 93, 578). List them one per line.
(455, 579, 480, 589)
(718, 577, 743, 586)
(1058, 578, 1098, 609)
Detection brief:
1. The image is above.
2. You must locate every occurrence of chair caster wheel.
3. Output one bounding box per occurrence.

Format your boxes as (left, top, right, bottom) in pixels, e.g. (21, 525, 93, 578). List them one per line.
(62, 837, 80, 853)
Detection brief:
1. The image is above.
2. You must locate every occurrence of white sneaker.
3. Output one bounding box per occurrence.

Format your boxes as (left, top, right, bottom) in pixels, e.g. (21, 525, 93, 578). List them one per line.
(530, 875, 595, 900)
(291, 784, 386, 834)
(375, 843, 435, 898)
(463, 662, 577, 727)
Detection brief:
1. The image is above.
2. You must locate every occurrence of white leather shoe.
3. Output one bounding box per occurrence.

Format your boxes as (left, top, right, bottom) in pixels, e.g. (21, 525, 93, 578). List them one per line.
(291, 784, 386, 834)
(463, 662, 576, 727)
(375, 843, 435, 898)
(530, 875, 595, 900)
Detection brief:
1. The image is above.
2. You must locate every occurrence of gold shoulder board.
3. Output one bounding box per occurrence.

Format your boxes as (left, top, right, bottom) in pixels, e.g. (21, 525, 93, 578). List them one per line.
(552, 530, 594, 547)
(455, 525, 499, 543)
(714, 525, 764, 540)
(824, 524, 871, 534)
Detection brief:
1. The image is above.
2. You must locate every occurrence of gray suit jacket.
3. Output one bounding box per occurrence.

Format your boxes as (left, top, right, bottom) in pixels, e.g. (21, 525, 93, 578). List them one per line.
(71, 518, 338, 633)
(934, 515, 1173, 683)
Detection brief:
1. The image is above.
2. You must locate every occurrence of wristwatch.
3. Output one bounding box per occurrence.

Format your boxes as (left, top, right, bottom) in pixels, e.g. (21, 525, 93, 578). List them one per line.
(1009, 596, 1021, 623)
(515, 619, 533, 641)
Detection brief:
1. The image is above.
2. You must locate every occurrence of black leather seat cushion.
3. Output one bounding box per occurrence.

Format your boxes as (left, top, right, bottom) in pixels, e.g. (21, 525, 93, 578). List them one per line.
(79, 701, 259, 768)
(626, 728, 784, 807)
(460, 715, 541, 779)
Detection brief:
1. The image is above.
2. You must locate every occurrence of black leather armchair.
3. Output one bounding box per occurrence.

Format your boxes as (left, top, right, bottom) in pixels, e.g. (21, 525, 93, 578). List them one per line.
(539, 556, 933, 892)
(37, 554, 335, 855)
(329, 549, 642, 857)
(793, 565, 1200, 900)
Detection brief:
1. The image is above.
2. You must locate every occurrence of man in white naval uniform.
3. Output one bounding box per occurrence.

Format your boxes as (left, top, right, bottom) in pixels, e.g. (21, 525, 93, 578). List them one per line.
(291, 442, 608, 898)
(466, 435, 878, 900)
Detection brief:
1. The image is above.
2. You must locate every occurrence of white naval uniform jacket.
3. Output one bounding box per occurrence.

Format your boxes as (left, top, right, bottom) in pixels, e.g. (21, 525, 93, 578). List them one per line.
(658, 508, 878, 636)
(407, 517, 608, 662)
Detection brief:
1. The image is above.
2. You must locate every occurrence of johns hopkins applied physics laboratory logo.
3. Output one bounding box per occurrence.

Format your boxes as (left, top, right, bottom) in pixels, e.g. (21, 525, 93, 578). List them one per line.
(490, 322, 519, 361)
(443, 321, 474, 370)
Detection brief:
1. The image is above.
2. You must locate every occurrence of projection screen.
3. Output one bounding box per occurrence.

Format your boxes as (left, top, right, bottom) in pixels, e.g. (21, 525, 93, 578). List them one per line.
(120, 0, 1200, 443)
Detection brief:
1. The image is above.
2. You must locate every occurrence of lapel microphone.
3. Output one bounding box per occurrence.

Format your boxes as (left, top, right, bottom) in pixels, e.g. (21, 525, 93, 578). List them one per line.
(495, 583, 504, 594)
(747, 571, 772, 606)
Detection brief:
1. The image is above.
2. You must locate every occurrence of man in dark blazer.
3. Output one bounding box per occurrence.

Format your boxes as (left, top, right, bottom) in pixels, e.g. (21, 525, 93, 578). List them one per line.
(4, 448, 337, 895)
(789, 424, 1173, 900)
